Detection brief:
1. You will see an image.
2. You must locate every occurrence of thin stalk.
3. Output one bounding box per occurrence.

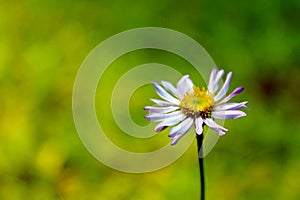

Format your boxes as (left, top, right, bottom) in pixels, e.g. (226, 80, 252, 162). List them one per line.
(197, 133, 205, 200)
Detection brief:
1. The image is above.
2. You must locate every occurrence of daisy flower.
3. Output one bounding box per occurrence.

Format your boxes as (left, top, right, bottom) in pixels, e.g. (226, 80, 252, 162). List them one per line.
(144, 67, 247, 145)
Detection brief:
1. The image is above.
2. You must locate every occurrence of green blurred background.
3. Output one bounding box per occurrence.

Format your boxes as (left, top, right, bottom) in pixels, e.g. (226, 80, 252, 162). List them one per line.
(0, 0, 299, 199)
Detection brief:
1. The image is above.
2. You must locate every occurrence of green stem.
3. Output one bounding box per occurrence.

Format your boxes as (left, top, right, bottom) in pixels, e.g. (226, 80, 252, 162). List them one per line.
(197, 133, 205, 200)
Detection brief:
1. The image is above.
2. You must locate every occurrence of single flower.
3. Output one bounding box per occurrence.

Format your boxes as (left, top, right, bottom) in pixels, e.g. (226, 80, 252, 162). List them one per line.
(144, 67, 247, 145)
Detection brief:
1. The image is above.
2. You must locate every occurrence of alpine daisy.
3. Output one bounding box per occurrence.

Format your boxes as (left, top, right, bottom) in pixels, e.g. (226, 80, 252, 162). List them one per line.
(144, 67, 247, 145)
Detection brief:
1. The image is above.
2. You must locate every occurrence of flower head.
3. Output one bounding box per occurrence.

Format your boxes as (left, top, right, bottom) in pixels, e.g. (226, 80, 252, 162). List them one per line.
(144, 67, 247, 145)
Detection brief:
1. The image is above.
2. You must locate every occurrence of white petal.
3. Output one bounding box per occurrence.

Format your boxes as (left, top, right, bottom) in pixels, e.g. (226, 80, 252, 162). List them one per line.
(150, 99, 177, 106)
(161, 81, 177, 96)
(204, 118, 227, 131)
(168, 117, 193, 137)
(214, 101, 248, 111)
(154, 112, 186, 132)
(176, 75, 194, 99)
(212, 69, 224, 93)
(218, 87, 244, 104)
(169, 118, 194, 145)
(218, 131, 226, 136)
(153, 81, 180, 105)
(195, 117, 204, 135)
(203, 118, 228, 136)
(212, 110, 246, 119)
(145, 110, 182, 122)
(214, 72, 232, 102)
(144, 106, 180, 113)
(208, 67, 217, 93)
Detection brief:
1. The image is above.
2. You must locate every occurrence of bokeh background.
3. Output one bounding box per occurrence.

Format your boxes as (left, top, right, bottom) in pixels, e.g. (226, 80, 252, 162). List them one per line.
(0, 0, 299, 199)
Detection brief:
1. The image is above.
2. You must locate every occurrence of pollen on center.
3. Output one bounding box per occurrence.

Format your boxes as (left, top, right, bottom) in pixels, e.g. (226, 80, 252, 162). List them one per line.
(180, 86, 213, 118)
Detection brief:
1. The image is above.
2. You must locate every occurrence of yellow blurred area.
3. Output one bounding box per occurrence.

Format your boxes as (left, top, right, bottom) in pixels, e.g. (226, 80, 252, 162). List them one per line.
(0, 0, 300, 199)
(35, 142, 65, 179)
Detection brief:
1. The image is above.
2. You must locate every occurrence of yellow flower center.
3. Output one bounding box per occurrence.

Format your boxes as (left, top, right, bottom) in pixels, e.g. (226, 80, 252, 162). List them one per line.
(180, 86, 213, 118)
